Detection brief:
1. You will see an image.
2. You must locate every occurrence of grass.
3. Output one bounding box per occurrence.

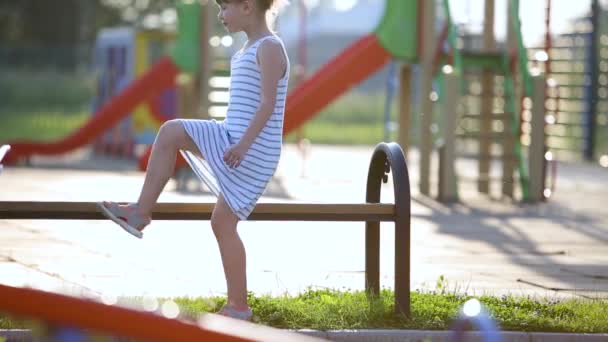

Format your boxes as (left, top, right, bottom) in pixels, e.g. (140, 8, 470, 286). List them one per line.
(0, 68, 94, 144)
(0, 68, 94, 109)
(0, 110, 90, 143)
(0, 67, 407, 146)
(0, 93, 399, 146)
(286, 121, 385, 145)
(285, 91, 414, 146)
(1, 288, 606, 334)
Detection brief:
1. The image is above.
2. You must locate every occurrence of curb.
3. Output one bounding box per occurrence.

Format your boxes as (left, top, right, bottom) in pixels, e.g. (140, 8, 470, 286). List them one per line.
(0, 330, 30, 342)
(3, 329, 608, 342)
(295, 329, 608, 342)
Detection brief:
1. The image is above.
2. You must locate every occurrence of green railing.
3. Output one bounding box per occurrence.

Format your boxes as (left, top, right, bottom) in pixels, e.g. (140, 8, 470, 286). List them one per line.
(433, 0, 464, 103)
(436, 0, 532, 200)
(509, 0, 533, 96)
(505, 0, 531, 200)
(441, 0, 463, 76)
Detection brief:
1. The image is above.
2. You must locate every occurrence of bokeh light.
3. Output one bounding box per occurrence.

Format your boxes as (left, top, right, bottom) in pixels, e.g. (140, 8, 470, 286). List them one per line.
(334, 0, 357, 12)
(161, 300, 180, 319)
(600, 155, 608, 168)
(462, 298, 481, 317)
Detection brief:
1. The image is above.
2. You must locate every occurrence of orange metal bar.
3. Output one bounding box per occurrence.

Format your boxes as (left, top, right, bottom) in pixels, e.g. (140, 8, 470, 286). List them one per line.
(0, 284, 249, 342)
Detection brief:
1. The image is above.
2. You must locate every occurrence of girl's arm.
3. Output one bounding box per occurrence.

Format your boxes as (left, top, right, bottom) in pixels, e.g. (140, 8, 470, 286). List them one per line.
(224, 41, 286, 168)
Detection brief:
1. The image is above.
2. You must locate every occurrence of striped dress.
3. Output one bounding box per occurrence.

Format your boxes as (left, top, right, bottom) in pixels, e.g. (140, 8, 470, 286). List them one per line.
(178, 35, 289, 220)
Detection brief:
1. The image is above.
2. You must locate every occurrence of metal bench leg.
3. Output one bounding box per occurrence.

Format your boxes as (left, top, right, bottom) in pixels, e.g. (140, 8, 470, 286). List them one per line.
(365, 142, 411, 317)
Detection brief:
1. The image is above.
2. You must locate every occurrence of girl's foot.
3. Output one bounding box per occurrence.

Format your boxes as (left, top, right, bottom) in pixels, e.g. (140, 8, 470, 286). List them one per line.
(96, 201, 150, 239)
(217, 304, 253, 321)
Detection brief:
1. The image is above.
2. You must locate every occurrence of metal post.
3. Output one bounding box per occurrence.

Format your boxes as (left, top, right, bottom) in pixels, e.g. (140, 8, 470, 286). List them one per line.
(365, 157, 382, 298)
(365, 142, 411, 316)
(383, 61, 398, 142)
(502, 0, 517, 198)
(479, 0, 496, 194)
(438, 69, 459, 202)
(584, 0, 599, 160)
(529, 75, 547, 202)
(399, 66, 412, 157)
(418, 0, 436, 196)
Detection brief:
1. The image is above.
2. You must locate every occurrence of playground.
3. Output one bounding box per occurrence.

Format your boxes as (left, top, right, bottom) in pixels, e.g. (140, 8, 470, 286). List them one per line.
(1, 0, 607, 340)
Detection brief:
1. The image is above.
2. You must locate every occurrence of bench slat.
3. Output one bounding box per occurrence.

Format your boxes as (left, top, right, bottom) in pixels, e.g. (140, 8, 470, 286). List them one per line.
(0, 201, 396, 221)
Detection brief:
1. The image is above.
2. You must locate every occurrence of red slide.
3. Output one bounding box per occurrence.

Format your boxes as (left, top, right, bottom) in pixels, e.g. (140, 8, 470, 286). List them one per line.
(283, 33, 391, 134)
(4, 57, 179, 164)
(139, 34, 391, 171)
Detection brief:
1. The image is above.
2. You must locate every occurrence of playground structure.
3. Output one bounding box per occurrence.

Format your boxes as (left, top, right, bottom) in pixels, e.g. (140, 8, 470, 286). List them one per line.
(422, 0, 561, 203)
(92, 27, 177, 158)
(2, 0, 558, 204)
(527, 0, 608, 164)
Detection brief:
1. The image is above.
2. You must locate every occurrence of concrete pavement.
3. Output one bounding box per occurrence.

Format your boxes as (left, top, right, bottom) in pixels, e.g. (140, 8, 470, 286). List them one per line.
(0, 144, 607, 301)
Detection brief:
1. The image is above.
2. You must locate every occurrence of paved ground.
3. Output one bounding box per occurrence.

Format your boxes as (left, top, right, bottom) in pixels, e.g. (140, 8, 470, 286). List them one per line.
(1, 144, 607, 302)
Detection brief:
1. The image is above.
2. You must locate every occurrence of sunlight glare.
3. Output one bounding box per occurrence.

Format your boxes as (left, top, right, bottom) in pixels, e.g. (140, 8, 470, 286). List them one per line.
(334, 0, 357, 12)
(463, 298, 481, 317)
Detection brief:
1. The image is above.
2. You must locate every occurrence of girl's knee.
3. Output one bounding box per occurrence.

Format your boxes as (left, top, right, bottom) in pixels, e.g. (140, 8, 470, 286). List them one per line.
(157, 120, 188, 148)
(159, 120, 182, 138)
(210, 214, 236, 239)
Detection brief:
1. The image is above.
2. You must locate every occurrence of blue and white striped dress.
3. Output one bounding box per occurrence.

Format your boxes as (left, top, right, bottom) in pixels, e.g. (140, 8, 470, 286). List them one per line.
(178, 35, 289, 220)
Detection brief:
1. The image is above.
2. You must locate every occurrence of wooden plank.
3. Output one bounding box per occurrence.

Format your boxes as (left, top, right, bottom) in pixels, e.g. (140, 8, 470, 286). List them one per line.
(0, 202, 396, 222)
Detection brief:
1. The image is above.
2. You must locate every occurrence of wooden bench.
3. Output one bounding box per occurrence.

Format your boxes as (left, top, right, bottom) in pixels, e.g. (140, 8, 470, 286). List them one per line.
(0, 142, 412, 316)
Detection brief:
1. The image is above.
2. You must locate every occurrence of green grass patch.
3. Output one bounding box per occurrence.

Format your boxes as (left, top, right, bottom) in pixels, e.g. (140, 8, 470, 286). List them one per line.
(286, 121, 385, 145)
(0, 110, 90, 143)
(0, 68, 94, 143)
(1, 289, 607, 333)
(0, 68, 94, 110)
(285, 91, 410, 146)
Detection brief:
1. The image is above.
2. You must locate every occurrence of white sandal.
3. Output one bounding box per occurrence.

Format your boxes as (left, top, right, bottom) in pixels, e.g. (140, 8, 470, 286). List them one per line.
(217, 305, 253, 321)
(97, 201, 150, 238)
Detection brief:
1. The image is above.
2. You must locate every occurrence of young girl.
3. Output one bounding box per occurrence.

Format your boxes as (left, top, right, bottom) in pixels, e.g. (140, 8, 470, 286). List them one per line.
(97, 0, 289, 321)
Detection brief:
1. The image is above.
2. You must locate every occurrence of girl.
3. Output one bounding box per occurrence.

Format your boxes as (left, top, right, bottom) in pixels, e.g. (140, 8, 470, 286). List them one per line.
(97, 0, 289, 321)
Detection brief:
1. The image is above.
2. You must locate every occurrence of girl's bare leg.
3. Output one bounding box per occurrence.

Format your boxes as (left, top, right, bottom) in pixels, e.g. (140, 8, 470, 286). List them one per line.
(136, 120, 199, 216)
(211, 195, 249, 310)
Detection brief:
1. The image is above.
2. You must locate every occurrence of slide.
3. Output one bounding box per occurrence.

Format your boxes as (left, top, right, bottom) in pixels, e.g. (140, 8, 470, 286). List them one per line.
(5, 34, 389, 168)
(138, 34, 392, 170)
(283, 33, 392, 135)
(3, 57, 179, 164)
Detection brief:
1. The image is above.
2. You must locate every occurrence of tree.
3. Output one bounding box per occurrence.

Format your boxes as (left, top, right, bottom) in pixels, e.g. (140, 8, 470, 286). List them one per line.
(0, 0, 177, 69)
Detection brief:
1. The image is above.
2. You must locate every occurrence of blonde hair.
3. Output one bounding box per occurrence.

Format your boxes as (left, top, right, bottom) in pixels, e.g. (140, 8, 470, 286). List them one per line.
(214, 0, 288, 13)
(215, 0, 288, 29)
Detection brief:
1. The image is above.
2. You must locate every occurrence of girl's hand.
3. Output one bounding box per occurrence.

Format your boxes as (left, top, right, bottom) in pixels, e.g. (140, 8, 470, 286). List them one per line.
(224, 142, 248, 168)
